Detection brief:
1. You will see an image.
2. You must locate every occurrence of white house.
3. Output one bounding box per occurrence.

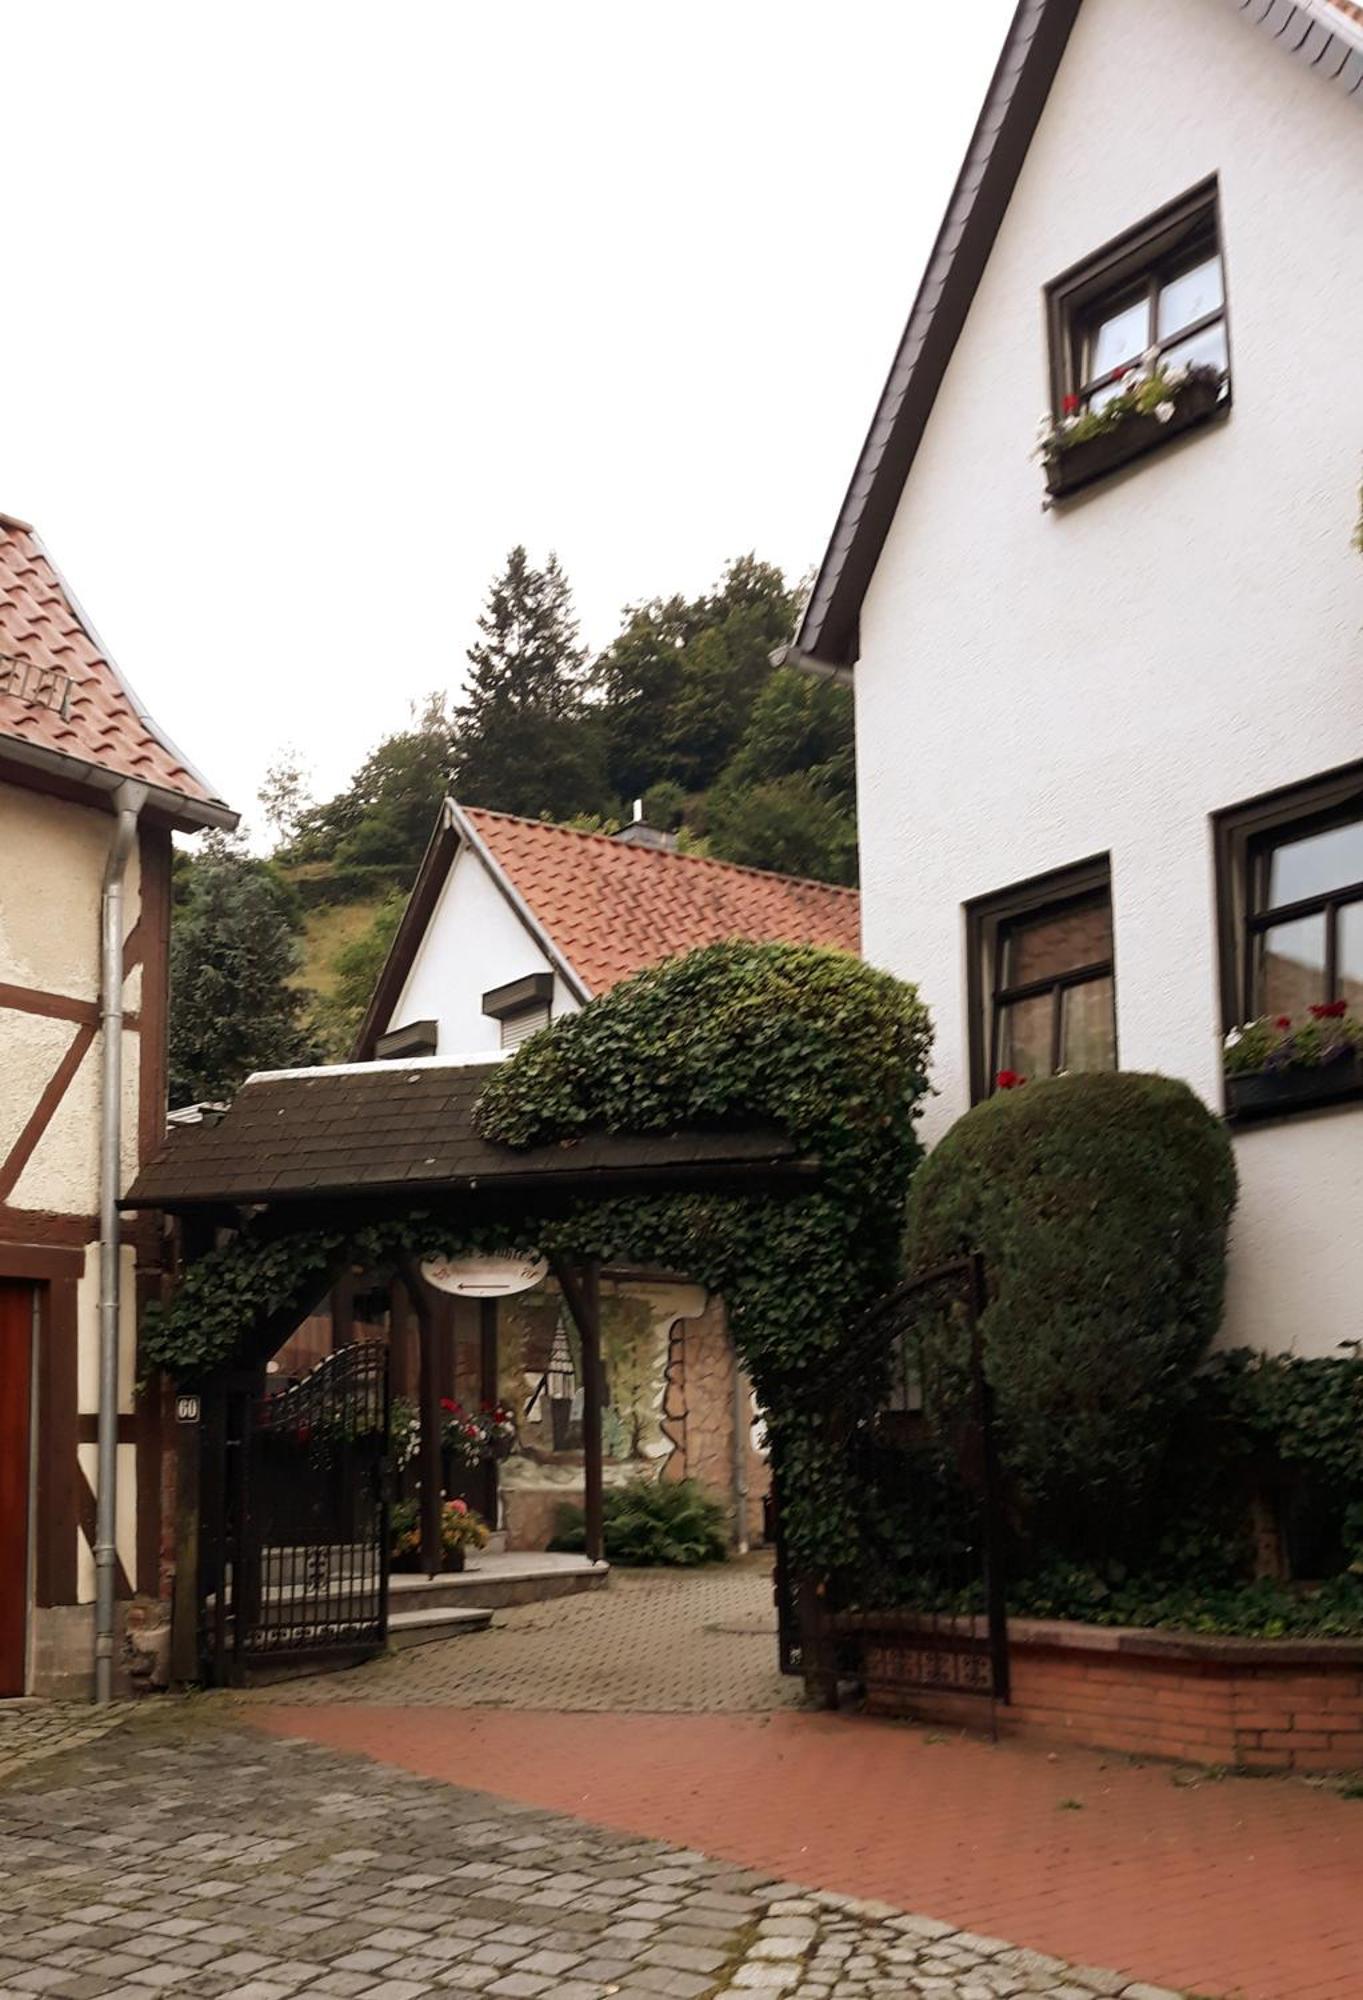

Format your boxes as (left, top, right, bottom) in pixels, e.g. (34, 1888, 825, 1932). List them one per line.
(353, 799, 859, 1060)
(787, 0, 1363, 1360)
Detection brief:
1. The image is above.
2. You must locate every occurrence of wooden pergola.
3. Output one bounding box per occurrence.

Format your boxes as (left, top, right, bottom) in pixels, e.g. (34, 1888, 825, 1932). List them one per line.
(125, 1058, 816, 1600)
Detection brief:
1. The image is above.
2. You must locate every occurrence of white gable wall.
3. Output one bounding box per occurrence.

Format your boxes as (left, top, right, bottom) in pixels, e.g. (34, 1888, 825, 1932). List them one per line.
(385, 842, 581, 1055)
(855, 0, 1363, 1357)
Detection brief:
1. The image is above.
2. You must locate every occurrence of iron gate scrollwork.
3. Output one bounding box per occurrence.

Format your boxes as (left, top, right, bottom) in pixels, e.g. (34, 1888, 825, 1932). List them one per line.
(202, 1342, 390, 1683)
(775, 1255, 1009, 1712)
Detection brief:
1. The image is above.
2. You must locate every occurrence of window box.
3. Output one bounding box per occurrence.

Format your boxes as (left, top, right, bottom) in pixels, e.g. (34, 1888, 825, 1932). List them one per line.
(1226, 1054, 1363, 1123)
(1044, 373, 1224, 499)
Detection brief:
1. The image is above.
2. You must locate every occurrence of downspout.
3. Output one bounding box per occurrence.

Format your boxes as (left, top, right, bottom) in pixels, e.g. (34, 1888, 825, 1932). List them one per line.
(95, 780, 147, 1702)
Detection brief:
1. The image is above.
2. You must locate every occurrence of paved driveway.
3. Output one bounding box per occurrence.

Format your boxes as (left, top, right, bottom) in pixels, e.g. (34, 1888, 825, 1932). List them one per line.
(253, 1560, 799, 1713)
(0, 1707, 1146, 2000)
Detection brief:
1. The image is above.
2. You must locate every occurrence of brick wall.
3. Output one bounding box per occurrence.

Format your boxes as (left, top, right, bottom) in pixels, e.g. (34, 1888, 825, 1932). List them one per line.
(855, 1620, 1363, 1774)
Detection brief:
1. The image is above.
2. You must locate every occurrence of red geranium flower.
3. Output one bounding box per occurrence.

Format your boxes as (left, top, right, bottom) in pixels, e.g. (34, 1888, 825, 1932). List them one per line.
(1274, 1016, 1292, 1030)
(1062, 394, 1080, 416)
(1310, 1000, 1348, 1020)
(996, 1070, 1027, 1090)
(440, 1396, 459, 1414)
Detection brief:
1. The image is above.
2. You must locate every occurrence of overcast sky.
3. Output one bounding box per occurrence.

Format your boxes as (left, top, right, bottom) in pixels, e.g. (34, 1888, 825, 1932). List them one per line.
(7, 1, 1013, 831)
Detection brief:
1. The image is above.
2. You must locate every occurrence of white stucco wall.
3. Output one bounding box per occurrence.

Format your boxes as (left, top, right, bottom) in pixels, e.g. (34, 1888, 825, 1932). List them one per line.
(386, 841, 580, 1053)
(854, 0, 1363, 1359)
(0, 779, 145, 1214)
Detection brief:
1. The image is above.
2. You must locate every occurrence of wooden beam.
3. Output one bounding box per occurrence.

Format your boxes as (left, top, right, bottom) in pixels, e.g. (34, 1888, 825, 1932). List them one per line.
(554, 1258, 604, 1564)
(479, 1297, 499, 1525)
(402, 1263, 444, 1576)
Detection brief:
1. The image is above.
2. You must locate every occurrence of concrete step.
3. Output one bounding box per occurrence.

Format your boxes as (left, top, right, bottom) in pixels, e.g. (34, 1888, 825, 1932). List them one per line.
(389, 1556, 609, 1613)
(388, 1605, 493, 1649)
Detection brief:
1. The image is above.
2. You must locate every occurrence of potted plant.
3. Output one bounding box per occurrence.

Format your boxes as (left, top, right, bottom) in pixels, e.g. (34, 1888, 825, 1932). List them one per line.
(390, 1495, 490, 1573)
(1223, 1003, 1363, 1120)
(1037, 359, 1225, 499)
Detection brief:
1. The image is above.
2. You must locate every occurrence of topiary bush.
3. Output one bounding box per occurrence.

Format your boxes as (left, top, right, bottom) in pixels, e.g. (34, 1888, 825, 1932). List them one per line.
(549, 1476, 731, 1566)
(907, 1072, 1237, 1560)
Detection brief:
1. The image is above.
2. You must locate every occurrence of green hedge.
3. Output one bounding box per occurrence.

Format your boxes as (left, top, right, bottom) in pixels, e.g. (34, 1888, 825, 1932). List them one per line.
(907, 1072, 1237, 1558)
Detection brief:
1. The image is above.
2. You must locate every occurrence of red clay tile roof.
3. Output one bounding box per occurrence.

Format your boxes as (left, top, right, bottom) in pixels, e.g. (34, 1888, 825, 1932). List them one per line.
(463, 807, 860, 994)
(0, 515, 230, 824)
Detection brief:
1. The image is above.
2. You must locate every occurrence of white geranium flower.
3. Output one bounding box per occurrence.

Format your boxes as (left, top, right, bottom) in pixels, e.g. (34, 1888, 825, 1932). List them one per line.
(1165, 364, 1189, 387)
(1155, 401, 1176, 424)
(1224, 1027, 1243, 1050)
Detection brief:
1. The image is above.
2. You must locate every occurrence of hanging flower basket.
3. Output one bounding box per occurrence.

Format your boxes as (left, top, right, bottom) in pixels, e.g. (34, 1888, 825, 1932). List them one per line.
(1039, 363, 1225, 500)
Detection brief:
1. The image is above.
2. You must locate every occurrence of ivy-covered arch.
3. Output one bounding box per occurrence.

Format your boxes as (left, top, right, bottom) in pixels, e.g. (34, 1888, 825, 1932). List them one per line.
(143, 941, 933, 1570)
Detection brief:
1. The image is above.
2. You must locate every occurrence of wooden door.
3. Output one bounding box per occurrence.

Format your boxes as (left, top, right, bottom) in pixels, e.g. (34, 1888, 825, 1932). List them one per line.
(0, 1281, 33, 1696)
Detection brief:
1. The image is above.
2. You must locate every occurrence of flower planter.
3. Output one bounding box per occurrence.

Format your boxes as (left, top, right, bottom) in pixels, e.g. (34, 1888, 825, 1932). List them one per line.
(1045, 377, 1224, 499)
(1226, 1053, 1363, 1123)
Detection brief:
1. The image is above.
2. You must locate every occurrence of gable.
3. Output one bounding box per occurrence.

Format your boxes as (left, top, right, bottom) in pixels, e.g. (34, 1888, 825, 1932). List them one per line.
(0, 518, 233, 828)
(794, 0, 1363, 671)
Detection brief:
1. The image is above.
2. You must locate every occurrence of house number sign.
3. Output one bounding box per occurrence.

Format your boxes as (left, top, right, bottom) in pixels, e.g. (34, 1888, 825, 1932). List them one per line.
(420, 1251, 548, 1298)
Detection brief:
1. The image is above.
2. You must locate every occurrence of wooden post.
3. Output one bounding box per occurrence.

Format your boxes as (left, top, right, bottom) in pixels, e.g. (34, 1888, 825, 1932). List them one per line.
(553, 1259, 604, 1564)
(479, 1297, 499, 1525)
(402, 1264, 443, 1577)
(168, 1408, 201, 1686)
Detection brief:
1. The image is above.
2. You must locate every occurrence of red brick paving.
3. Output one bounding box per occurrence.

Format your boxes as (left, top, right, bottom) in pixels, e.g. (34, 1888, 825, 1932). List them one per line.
(253, 1705, 1363, 2000)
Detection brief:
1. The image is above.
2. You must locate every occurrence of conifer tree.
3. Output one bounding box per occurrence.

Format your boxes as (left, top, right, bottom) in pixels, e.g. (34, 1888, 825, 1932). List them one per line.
(454, 548, 607, 819)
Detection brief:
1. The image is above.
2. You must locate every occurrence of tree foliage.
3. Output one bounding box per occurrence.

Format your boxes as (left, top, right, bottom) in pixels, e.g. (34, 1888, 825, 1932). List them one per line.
(287, 695, 456, 876)
(907, 1072, 1238, 1557)
(168, 836, 314, 1106)
(453, 546, 608, 821)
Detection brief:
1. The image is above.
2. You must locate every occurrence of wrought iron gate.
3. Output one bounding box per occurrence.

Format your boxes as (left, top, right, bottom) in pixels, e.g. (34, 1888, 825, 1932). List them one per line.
(778, 1256, 1009, 1711)
(202, 1343, 390, 1683)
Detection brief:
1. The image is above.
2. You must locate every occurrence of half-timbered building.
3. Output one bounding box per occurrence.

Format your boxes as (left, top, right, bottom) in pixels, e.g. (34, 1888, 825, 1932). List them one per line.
(0, 511, 233, 1695)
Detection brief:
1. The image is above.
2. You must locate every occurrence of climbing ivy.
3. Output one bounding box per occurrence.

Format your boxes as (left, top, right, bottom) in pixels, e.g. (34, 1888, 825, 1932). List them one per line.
(141, 942, 934, 1576)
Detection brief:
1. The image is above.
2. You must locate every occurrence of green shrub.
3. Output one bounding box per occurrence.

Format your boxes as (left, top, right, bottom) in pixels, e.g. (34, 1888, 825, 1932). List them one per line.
(550, 1477, 731, 1566)
(907, 1072, 1237, 1558)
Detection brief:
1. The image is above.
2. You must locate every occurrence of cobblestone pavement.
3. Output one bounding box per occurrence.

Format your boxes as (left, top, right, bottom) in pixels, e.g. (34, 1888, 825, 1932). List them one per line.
(0, 1701, 132, 1781)
(246, 1563, 799, 1712)
(0, 1710, 1172, 2000)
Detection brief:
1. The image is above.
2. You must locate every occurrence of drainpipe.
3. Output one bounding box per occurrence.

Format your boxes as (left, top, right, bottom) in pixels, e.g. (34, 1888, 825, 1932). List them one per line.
(95, 780, 146, 1703)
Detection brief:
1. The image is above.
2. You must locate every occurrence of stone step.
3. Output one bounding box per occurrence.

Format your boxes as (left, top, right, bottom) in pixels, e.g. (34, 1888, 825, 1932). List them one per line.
(388, 1605, 493, 1649)
(388, 1556, 609, 1612)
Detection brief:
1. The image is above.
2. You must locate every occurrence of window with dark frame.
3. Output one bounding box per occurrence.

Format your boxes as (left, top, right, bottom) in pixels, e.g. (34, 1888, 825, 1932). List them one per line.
(1215, 767, 1363, 1033)
(1047, 180, 1229, 418)
(966, 860, 1117, 1102)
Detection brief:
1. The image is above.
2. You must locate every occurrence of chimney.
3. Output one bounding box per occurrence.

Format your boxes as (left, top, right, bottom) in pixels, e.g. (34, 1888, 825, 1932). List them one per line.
(611, 797, 678, 851)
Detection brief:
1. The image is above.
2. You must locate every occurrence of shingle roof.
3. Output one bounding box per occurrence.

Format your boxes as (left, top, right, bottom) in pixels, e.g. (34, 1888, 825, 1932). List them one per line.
(462, 807, 860, 995)
(123, 1059, 810, 1209)
(0, 516, 232, 826)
